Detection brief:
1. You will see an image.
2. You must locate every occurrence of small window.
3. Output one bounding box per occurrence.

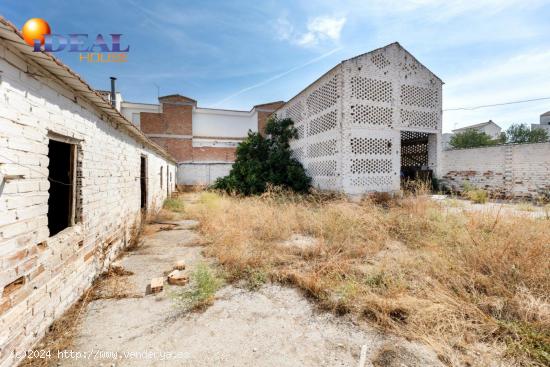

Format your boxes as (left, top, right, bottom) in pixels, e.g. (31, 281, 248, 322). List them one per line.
(131, 113, 140, 126)
(48, 139, 76, 236)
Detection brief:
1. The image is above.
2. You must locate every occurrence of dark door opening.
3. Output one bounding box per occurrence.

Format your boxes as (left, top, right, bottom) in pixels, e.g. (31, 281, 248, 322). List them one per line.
(166, 166, 170, 196)
(140, 156, 147, 209)
(400, 131, 432, 184)
(48, 139, 75, 236)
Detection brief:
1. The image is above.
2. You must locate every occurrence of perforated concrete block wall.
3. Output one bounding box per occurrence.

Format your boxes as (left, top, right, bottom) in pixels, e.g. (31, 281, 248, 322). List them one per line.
(276, 43, 443, 195)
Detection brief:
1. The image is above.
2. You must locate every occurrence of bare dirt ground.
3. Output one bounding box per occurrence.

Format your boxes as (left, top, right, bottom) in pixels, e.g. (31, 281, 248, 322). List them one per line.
(432, 194, 549, 218)
(29, 208, 445, 367)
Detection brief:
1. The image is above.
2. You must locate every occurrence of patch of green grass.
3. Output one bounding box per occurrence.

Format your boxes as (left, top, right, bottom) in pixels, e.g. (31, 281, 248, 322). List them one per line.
(163, 197, 185, 213)
(498, 320, 550, 366)
(243, 267, 268, 291)
(466, 189, 488, 204)
(169, 263, 224, 311)
(200, 192, 220, 208)
(363, 272, 388, 289)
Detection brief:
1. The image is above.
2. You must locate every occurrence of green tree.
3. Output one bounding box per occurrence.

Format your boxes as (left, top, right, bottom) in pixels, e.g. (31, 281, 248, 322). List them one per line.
(213, 117, 311, 195)
(449, 129, 496, 149)
(505, 124, 549, 144)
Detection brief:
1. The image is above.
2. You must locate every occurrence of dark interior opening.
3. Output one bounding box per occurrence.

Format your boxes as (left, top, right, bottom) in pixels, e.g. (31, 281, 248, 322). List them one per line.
(166, 167, 170, 196)
(140, 156, 147, 209)
(48, 139, 74, 236)
(400, 131, 432, 183)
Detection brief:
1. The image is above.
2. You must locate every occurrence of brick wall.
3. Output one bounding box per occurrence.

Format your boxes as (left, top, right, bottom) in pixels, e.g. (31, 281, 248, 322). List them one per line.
(192, 146, 236, 162)
(0, 41, 176, 367)
(255, 101, 285, 135)
(141, 98, 282, 167)
(441, 143, 550, 199)
(149, 137, 193, 162)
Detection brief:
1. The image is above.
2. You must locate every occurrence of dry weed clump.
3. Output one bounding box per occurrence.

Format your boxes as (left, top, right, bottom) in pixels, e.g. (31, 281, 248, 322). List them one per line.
(178, 190, 550, 366)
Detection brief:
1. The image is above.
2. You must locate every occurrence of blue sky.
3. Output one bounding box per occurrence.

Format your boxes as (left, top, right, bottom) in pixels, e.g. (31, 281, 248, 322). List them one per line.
(3, 0, 550, 132)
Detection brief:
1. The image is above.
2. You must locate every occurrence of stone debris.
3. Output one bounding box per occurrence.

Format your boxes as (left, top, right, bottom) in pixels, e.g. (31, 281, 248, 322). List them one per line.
(173, 260, 186, 271)
(279, 234, 318, 250)
(150, 277, 164, 293)
(167, 270, 189, 286)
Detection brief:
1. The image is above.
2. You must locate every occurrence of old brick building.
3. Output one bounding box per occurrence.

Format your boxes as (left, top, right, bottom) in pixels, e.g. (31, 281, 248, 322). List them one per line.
(0, 17, 176, 367)
(120, 95, 284, 186)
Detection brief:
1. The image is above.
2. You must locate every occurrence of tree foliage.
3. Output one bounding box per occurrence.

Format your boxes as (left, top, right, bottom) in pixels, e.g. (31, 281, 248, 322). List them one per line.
(449, 124, 549, 149)
(504, 123, 549, 144)
(449, 129, 496, 149)
(212, 117, 311, 195)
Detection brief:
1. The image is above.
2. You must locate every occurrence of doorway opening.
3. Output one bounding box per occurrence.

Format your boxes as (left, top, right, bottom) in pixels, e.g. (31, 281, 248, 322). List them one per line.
(400, 131, 432, 185)
(140, 156, 147, 209)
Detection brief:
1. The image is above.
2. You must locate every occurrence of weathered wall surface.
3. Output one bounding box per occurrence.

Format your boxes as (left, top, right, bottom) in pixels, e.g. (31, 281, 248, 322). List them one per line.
(441, 143, 550, 199)
(0, 41, 175, 367)
(177, 163, 232, 186)
(276, 43, 442, 195)
(138, 96, 282, 186)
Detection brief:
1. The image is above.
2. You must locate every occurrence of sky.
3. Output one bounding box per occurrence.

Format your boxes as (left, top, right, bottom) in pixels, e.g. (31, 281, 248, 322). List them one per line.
(3, 0, 550, 132)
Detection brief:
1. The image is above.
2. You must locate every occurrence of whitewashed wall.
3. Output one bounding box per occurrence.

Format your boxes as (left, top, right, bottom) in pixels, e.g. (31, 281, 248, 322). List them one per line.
(120, 101, 159, 128)
(192, 108, 257, 138)
(441, 143, 550, 199)
(0, 41, 175, 367)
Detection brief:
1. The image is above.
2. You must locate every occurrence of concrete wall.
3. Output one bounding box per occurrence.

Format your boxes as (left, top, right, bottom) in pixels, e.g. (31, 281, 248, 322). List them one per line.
(276, 43, 443, 195)
(0, 40, 176, 367)
(193, 108, 257, 138)
(441, 143, 550, 199)
(120, 101, 159, 128)
(177, 163, 232, 186)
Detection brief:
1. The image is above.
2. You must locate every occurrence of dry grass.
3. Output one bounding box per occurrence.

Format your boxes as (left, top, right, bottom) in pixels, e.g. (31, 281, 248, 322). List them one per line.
(176, 189, 550, 366)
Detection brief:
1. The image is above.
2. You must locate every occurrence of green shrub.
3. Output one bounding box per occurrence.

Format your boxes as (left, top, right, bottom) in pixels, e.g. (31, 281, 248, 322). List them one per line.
(169, 263, 224, 310)
(505, 124, 549, 144)
(466, 189, 488, 204)
(163, 197, 185, 212)
(450, 129, 497, 149)
(212, 117, 311, 195)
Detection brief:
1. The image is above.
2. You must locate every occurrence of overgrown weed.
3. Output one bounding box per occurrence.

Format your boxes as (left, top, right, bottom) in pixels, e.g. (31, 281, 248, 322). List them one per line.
(174, 188, 549, 366)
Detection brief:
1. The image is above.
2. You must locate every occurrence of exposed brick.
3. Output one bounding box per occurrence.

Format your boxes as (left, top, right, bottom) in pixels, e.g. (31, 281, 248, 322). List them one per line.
(0, 36, 177, 360)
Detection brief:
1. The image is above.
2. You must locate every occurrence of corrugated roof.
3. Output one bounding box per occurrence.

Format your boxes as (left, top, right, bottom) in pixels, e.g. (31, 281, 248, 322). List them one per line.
(0, 16, 176, 163)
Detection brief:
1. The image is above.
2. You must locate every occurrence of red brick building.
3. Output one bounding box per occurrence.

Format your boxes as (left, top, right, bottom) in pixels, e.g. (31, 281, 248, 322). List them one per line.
(120, 95, 284, 185)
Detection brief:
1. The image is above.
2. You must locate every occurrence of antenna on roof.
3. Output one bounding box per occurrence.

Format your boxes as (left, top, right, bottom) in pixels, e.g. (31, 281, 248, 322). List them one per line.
(153, 83, 160, 99)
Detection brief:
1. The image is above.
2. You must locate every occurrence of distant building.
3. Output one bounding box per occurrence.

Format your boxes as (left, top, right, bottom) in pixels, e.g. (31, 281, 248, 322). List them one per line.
(452, 120, 502, 139)
(114, 94, 284, 186)
(531, 110, 550, 134)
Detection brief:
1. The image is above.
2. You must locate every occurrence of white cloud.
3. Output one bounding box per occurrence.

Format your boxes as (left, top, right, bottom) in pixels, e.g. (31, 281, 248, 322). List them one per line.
(275, 15, 347, 47)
